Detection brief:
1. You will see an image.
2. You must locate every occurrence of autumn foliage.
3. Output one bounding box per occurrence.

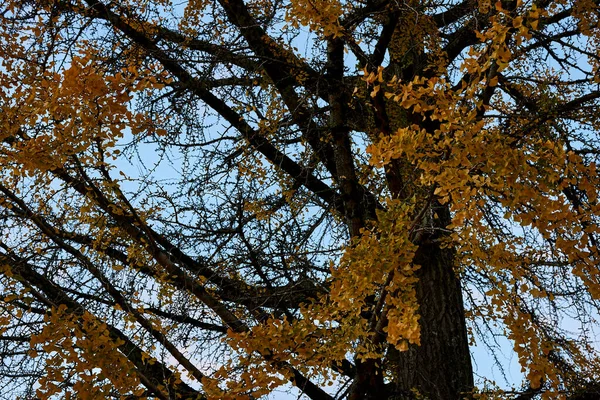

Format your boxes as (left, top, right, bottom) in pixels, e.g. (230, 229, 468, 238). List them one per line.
(1, 0, 600, 399)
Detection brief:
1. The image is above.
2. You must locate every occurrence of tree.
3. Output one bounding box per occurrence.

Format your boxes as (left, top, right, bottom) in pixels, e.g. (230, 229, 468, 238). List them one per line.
(0, 0, 600, 398)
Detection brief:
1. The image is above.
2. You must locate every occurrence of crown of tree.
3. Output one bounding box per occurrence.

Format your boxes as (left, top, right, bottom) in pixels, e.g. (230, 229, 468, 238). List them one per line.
(1, 0, 600, 399)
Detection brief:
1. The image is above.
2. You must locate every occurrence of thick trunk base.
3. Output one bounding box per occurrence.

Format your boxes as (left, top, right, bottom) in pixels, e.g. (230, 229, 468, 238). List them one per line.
(388, 242, 473, 400)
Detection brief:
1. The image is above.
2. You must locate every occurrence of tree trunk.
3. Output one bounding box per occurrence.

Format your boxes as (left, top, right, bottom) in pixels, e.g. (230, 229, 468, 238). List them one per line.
(389, 241, 474, 400)
(365, 16, 474, 396)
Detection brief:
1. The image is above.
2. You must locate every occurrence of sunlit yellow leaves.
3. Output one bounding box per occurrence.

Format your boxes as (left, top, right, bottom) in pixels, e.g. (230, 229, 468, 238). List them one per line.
(179, 0, 211, 32)
(494, 44, 512, 69)
(478, 0, 492, 13)
(362, 66, 385, 85)
(0, 45, 172, 179)
(328, 203, 421, 352)
(203, 360, 287, 400)
(384, 268, 421, 348)
(285, 0, 344, 37)
(29, 307, 142, 400)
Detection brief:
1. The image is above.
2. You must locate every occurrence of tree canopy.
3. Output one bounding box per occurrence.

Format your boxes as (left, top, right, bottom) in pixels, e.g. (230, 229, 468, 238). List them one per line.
(1, 0, 600, 398)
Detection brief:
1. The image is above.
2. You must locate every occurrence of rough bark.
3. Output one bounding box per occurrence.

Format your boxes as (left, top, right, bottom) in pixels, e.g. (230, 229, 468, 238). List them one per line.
(375, 15, 475, 397)
(389, 242, 473, 400)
